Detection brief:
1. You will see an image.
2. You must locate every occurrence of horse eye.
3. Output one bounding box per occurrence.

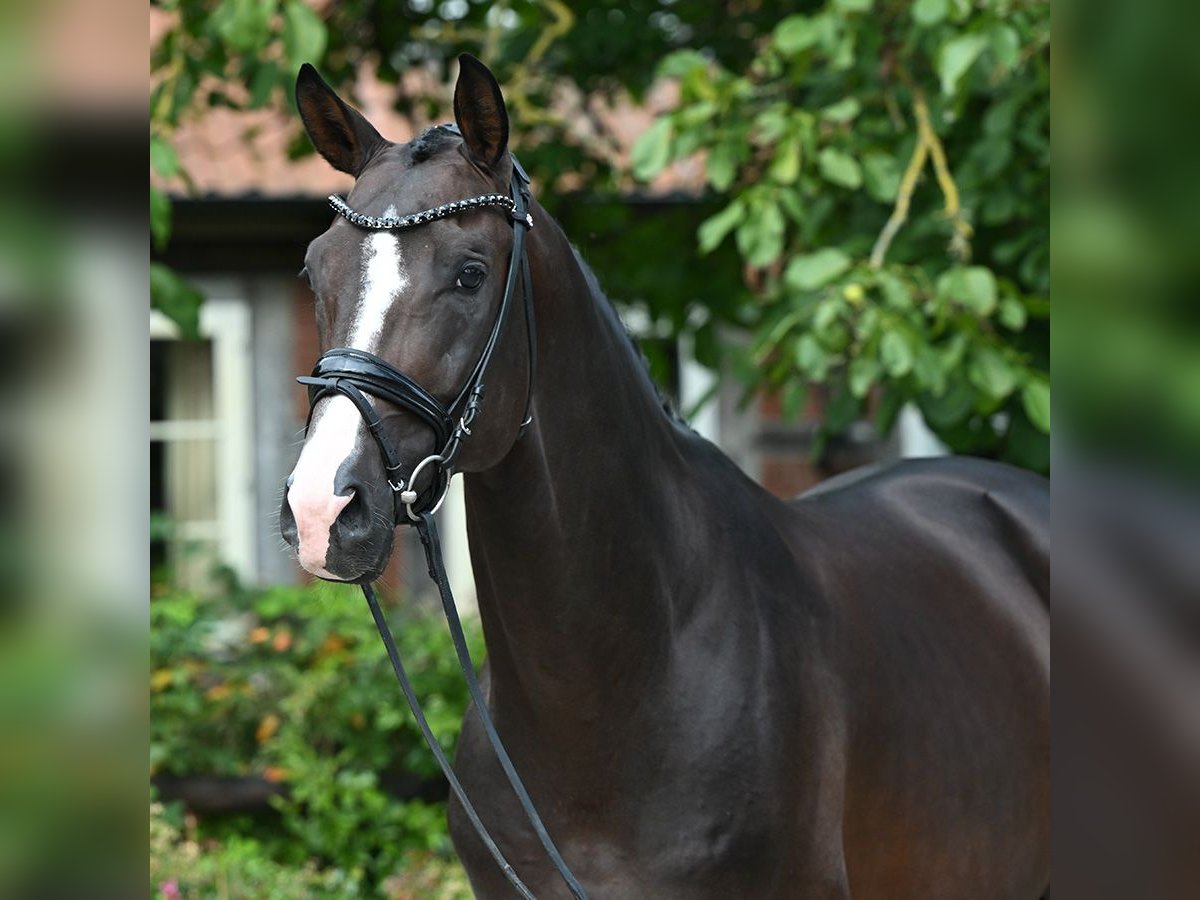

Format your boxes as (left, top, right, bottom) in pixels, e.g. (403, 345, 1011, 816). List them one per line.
(456, 263, 486, 291)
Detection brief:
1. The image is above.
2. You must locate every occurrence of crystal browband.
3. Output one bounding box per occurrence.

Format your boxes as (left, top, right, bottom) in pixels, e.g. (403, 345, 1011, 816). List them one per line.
(328, 193, 533, 231)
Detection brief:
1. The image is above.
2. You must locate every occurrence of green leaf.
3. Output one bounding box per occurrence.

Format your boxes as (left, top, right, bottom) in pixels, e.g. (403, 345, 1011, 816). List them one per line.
(150, 186, 171, 251)
(795, 334, 830, 379)
(975, 137, 1014, 179)
(706, 142, 740, 190)
(213, 0, 276, 54)
(937, 266, 997, 316)
(632, 118, 673, 181)
(820, 98, 861, 123)
(984, 96, 1021, 136)
(248, 62, 280, 108)
(849, 355, 880, 398)
(773, 15, 821, 54)
(754, 105, 792, 143)
(876, 270, 912, 308)
(769, 139, 801, 184)
(150, 136, 180, 178)
(989, 24, 1021, 73)
(968, 346, 1018, 400)
(998, 297, 1027, 331)
(832, 29, 857, 70)
(150, 263, 203, 339)
(939, 34, 989, 95)
(880, 331, 915, 377)
(657, 50, 709, 78)
(818, 147, 862, 189)
(700, 198, 744, 252)
(697, 200, 745, 254)
(785, 248, 852, 290)
(758, 309, 805, 359)
(912, 0, 949, 27)
(677, 100, 718, 128)
(834, 0, 873, 14)
(940, 331, 969, 369)
(284, 1, 327, 71)
(1022, 377, 1051, 432)
(913, 344, 947, 394)
(739, 204, 786, 268)
(813, 298, 844, 336)
(778, 188, 807, 224)
(862, 152, 901, 202)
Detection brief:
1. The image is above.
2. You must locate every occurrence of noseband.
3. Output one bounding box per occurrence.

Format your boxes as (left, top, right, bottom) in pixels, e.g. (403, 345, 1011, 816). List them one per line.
(294, 137, 588, 899)
(298, 141, 536, 524)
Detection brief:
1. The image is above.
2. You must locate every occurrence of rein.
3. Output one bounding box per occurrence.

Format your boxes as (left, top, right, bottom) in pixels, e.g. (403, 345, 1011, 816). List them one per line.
(297, 145, 588, 900)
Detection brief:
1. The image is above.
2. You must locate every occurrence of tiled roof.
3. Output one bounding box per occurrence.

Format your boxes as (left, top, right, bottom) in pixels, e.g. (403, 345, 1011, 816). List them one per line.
(154, 34, 704, 198)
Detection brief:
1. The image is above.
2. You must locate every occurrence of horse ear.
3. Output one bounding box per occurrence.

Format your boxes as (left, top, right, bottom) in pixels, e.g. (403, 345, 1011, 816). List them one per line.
(295, 63, 387, 176)
(453, 54, 509, 171)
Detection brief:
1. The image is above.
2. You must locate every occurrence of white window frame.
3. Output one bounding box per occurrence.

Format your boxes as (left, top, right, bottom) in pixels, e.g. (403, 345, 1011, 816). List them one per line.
(150, 290, 256, 583)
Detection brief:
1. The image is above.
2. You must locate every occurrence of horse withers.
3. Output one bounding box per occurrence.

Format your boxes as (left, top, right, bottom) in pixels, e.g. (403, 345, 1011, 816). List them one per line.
(280, 54, 1050, 899)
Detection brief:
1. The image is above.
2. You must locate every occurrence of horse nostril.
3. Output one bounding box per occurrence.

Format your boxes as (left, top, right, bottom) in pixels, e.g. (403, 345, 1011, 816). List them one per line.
(334, 488, 371, 539)
(278, 489, 300, 552)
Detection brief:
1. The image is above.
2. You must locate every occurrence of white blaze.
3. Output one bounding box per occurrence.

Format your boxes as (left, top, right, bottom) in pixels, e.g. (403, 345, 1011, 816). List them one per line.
(349, 218, 406, 352)
(287, 220, 407, 576)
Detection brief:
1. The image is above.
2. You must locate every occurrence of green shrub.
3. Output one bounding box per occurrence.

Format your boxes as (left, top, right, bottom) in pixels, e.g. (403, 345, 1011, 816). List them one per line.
(151, 800, 338, 898)
(150, 581, 481, 894)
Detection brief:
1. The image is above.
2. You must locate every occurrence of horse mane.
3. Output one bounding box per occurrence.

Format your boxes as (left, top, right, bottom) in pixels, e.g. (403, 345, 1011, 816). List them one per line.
(569, 246, 691, 430)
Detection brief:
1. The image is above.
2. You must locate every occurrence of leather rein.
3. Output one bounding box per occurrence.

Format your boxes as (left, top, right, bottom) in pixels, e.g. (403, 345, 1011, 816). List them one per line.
(297, 143, 587, 899)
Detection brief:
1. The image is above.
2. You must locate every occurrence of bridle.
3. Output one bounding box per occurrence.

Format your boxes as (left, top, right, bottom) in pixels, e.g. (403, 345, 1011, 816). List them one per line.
(298, 142, 537, 525)
(295, 134, 588, 900)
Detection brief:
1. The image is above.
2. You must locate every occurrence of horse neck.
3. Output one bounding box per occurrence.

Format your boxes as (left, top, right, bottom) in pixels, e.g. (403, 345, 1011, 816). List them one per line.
(462, 213, 697, 726)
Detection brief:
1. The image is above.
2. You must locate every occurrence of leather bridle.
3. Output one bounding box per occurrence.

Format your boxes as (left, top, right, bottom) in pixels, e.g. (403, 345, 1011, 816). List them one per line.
(295, 138, 588, 899)
(298, 142, 536, 524)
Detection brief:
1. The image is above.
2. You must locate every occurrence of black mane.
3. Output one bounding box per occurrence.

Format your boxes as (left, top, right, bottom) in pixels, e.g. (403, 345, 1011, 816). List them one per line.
(571, 246, 690, 429)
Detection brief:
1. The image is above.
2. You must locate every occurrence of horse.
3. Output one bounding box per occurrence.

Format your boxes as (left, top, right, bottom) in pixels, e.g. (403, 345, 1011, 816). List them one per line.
(279, 54, 1050, 899)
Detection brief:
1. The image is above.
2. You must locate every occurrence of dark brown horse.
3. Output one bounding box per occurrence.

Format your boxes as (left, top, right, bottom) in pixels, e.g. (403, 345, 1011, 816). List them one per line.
(280, 55, 1050, 899)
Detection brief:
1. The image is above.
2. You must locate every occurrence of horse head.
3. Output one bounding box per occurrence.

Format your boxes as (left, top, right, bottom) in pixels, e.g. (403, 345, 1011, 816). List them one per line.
(280, 56, 532, 582)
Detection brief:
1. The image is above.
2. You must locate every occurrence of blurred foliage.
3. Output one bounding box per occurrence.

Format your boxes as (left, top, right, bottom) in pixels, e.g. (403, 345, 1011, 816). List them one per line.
(150, 0, 1049, 469)
(1055, 0, 1200, 482)
(150, 581, 480, 894)
(632, 0, 1050, 468)
(151, 801, 472, 898)
(150, 800, 338, 899)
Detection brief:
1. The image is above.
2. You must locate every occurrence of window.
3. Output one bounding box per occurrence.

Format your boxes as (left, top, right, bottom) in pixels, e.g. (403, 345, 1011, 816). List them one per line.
(150, 294, 255, 589)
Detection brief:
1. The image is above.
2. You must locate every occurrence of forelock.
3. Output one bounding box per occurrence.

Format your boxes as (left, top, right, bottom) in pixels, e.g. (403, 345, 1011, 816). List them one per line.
(409, 125, 459, 164)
